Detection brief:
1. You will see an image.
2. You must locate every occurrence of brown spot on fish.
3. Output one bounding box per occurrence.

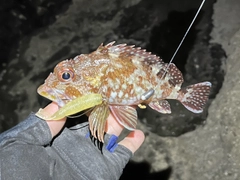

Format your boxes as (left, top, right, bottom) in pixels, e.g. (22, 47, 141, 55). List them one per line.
(65, 86, 81, 98)
(160, 82, 172, 98)
(52, 81, 59, 88)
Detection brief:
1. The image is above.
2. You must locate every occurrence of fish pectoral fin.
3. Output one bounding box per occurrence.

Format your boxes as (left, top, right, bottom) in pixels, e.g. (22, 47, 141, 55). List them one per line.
(148, 100, 171, 114)
(109, 105, 138, 131)
(89, 103, 110, 142)
(178, 82, 212, 113)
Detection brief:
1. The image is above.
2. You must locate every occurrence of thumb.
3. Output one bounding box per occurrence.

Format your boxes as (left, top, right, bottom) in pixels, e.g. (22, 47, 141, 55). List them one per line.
(118, 129, 145, 153)
(40, 102, 67, 138)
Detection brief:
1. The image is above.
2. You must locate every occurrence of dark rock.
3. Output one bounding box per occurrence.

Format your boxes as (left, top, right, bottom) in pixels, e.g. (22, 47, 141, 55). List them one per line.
(1, 0, 237, 179)
(0, 0, 72, 67)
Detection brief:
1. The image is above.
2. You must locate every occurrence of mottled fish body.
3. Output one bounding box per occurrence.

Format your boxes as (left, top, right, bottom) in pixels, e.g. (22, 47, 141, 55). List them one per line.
(37, 42, 211, 141)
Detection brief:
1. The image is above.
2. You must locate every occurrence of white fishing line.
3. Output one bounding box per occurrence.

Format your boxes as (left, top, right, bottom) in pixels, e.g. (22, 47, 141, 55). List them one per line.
(161, 0, 206, 79)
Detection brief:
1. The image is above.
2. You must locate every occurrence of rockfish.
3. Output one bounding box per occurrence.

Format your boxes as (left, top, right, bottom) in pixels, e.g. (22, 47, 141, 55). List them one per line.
(36, 42, 211, 142)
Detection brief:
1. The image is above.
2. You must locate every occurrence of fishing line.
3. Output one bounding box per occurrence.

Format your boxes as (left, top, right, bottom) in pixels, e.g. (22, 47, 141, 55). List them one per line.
(161, 0, 206, 79)
(67, 106, 95, 118)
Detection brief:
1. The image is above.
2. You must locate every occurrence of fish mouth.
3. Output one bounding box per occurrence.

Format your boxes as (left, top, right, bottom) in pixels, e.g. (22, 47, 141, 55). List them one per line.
(37, 85, 72, 107)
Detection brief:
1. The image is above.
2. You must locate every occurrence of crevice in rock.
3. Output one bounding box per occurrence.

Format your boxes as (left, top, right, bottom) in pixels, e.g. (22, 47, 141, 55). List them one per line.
(147, 9, 201, 74)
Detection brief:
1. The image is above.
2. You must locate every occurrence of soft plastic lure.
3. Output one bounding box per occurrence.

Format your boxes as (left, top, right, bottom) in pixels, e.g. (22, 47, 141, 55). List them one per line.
(36, 93, 102, 120)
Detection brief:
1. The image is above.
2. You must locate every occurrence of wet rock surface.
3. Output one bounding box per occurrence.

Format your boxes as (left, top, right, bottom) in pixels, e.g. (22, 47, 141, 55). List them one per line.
(1, 0, 239, 179)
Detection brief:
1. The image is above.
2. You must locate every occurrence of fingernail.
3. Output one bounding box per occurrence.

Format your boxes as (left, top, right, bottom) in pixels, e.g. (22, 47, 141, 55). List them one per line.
(106, 135, 118, 152)
(85, 131, 90, 138)
(109, 143, 118, 153)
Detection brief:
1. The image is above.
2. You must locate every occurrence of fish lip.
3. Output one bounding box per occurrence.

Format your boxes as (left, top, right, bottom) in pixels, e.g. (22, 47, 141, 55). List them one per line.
(37, 85, 72, 107)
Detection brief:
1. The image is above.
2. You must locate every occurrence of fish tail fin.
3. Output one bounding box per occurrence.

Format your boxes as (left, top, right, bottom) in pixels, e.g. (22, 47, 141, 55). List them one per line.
(178, 82, 211, 113)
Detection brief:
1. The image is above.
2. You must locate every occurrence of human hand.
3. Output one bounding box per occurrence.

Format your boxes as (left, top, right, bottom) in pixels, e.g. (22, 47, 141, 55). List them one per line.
(44, 102, 145, 153)
(41, 102, 145, 179)
(1, 102, 145, 180)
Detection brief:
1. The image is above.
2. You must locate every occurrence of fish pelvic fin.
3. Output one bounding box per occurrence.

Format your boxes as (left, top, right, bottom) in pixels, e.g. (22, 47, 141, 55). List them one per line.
(178, 82, 212, 113)
(109, 105, 138, 131)
(89, 103, 110, 142)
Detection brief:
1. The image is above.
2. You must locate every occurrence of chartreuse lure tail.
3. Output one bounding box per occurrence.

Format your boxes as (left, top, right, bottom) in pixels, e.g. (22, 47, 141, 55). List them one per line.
(36, 93, 103, 120)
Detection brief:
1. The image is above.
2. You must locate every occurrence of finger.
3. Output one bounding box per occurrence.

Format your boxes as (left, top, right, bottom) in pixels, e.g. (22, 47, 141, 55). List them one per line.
(42, 102, 67, 137)
(104, 113, 125, 152)
(105, 113, 124, 136)
(41, 102, 60, 116)
(118, 129, 145, 153)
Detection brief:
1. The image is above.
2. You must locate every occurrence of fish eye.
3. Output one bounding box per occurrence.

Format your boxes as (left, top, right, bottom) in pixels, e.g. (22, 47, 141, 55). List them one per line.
(62, 72, 71, 80)
(58, 68, 75, 82)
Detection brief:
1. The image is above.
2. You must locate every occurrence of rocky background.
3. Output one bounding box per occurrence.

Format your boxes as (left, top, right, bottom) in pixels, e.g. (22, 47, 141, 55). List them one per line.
(0, 0, 239, 179)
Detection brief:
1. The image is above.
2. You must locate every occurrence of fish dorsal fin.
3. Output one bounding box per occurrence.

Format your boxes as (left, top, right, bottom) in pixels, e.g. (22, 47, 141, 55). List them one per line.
(109, 105, 138, 131)
(99, 41, 164, 66)
(157, 63, 183, 86)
